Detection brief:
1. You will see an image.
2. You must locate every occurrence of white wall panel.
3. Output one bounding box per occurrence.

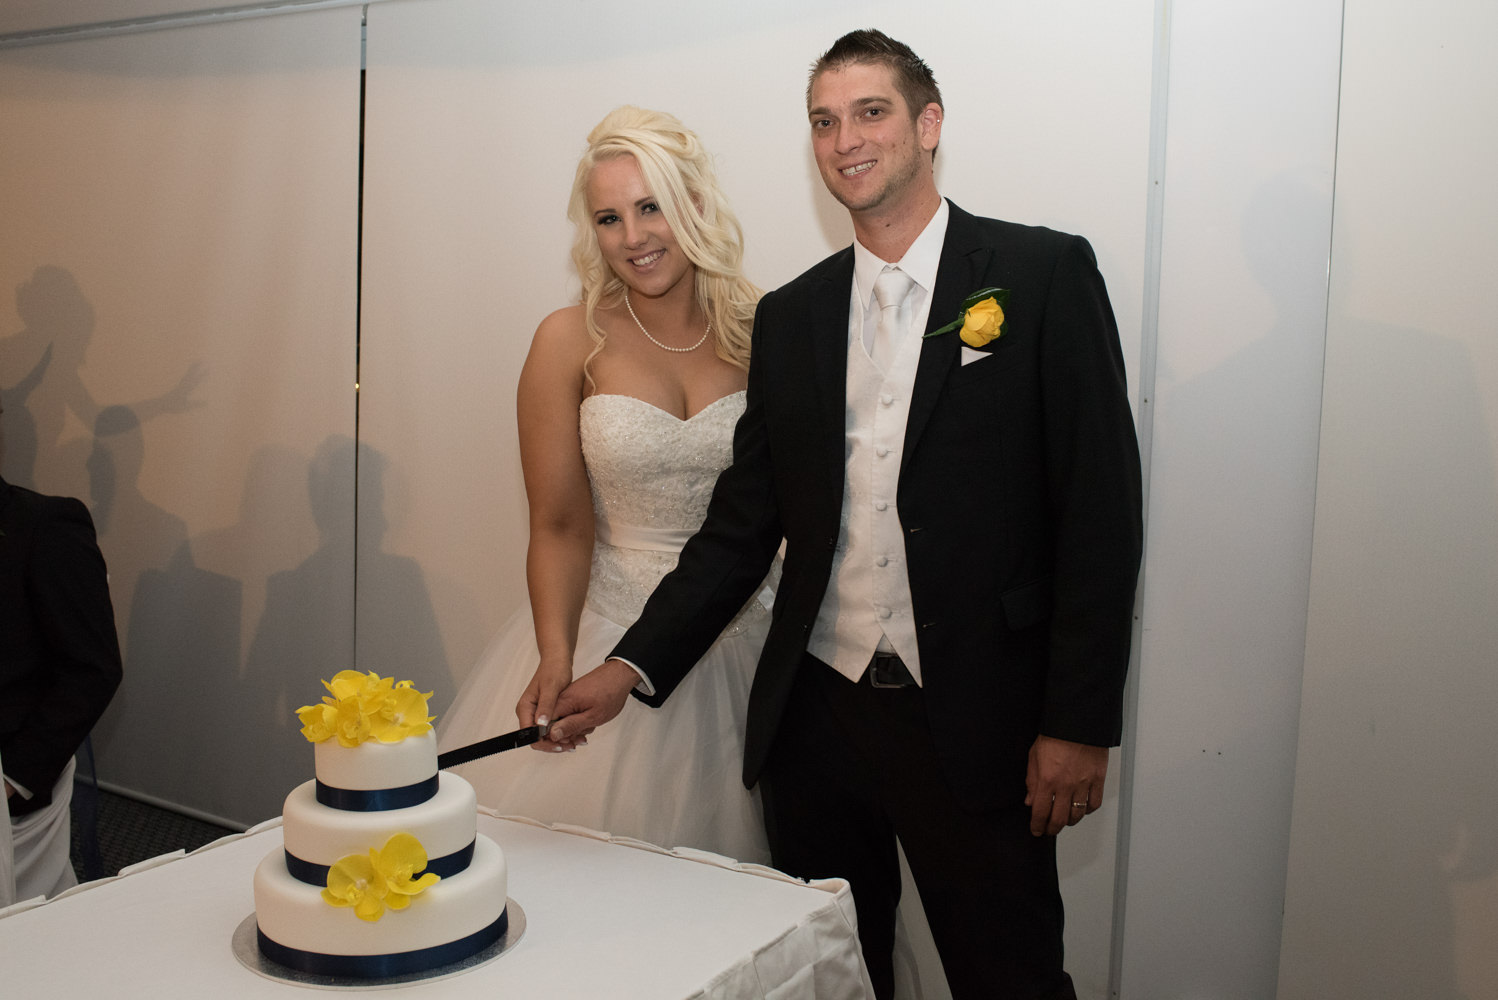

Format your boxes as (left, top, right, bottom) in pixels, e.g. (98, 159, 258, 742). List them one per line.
(1280, 2, 1498, 996)
(359, 2, 1152, 996)
(1116, 2, 1342, 996)
(0, 7, 362, 827)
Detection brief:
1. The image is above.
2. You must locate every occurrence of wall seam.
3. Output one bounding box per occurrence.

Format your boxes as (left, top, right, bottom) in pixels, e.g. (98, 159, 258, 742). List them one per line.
(1108, 0, 1172, 995)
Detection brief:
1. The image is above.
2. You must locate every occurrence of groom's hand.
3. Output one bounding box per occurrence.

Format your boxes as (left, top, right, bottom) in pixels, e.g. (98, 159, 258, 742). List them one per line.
(547, 659, 639, 744)
(1025, 734, 1109, 836)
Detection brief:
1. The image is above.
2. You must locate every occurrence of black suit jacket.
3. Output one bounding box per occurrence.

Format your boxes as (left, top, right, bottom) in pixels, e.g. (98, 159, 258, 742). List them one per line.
(1, 476, 123, 817)
(613, 202, 1142, 805)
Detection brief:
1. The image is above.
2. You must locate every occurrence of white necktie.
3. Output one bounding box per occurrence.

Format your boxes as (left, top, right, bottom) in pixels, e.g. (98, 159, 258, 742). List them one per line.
(871, 267, 915, 372)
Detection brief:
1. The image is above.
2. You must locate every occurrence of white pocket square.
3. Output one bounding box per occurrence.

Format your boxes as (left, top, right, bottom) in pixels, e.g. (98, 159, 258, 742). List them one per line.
(960, 346, 990, 366)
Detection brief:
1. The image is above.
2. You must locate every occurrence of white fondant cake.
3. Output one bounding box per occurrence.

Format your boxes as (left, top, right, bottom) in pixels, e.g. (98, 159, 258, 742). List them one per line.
(253, 686, 508, 978)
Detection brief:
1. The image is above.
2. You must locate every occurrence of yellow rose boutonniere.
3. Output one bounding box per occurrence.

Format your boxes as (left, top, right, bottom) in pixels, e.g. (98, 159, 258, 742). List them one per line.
(924, 287, 1010, 348)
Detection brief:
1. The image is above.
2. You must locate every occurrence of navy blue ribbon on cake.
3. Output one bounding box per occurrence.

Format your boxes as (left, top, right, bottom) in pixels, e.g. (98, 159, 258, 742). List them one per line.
(315, 774, 439, 811)
(256, 907, 508, 979)
(284, 839, 476, 887)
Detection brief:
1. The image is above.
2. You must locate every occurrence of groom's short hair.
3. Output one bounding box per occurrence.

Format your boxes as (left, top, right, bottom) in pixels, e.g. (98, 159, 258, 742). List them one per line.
(806, 29, 944, 121)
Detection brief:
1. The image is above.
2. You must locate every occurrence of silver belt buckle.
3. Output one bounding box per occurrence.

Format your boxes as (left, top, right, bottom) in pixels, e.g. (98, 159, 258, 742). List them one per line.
(868, 653, 911, 688)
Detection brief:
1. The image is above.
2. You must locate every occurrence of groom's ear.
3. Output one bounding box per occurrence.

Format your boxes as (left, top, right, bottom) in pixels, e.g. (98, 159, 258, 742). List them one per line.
(918, 103, 943, 160)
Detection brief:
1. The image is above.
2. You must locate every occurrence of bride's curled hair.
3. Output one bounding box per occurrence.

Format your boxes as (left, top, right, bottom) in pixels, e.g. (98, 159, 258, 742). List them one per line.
(568, 106, 760, 375)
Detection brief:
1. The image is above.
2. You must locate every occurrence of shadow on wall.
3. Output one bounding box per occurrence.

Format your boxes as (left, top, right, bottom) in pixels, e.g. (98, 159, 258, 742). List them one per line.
(4, 268, 448, 829)
(1129, 171, 1334, 995)
(1145, 170, 1498, 995)
(82, 403, 244, 826)
(242, 435, 449, 826)
(1285, 316, 1498, 999)
(3, 266, 229, 825)
(0, 339, 49, 480)
(345, 440, 452, 723)
(0, 265, 204, 498)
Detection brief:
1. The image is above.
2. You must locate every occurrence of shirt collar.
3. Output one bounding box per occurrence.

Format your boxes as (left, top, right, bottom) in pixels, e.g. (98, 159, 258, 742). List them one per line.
(852, 198, 950, 307)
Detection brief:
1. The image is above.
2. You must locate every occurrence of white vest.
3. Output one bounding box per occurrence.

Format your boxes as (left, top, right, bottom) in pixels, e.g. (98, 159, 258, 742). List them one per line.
(806, 307, 925, 684)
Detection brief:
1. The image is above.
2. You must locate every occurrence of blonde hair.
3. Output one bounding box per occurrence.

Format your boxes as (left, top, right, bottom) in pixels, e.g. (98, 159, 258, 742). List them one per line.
(567, 107, 760, 378)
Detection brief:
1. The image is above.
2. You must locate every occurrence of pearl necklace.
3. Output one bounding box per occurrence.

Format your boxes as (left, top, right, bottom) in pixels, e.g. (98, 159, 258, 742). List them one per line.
(624, 290, 710, 353)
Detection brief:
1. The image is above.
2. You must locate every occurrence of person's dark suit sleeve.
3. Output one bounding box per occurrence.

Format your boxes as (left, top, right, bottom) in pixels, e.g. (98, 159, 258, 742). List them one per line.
(5, 497, 122, 807)
(1036, 235, 1142, 746)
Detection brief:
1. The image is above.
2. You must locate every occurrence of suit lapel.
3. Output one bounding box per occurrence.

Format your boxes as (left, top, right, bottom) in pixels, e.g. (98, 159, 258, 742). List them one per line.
(809, 252, 854, 476)
(903, 202, 992, 461)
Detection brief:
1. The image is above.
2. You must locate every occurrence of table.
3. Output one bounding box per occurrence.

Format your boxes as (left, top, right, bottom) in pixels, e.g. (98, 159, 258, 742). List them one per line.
(0, 810, 874, 998)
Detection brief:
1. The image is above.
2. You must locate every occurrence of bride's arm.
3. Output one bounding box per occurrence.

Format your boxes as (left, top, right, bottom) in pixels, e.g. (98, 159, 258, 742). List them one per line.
(514, 308, 595, 747)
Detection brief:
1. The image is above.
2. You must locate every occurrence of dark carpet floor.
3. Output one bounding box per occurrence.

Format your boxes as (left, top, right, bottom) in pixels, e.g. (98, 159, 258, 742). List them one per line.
(69, 782, 239, 883)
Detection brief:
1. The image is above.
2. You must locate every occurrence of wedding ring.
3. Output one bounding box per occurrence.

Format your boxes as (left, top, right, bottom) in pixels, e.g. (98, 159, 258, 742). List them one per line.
(1070, 801, 1087, 810)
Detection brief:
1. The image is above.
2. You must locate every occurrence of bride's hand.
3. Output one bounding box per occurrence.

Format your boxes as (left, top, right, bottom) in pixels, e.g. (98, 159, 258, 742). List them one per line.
(518, 657, 581, 751)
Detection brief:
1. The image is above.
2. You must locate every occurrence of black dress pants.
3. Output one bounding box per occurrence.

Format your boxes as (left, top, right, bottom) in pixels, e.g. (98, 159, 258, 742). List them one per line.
(759, 654, 1077, 1000)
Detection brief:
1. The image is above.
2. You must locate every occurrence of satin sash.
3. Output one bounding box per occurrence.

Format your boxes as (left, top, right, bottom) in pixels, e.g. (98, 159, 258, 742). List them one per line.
(315, 774, 439, 812)
(593, 518, 693, 553)
(256, 907, 507, 978)
(283, 839, 476, 888)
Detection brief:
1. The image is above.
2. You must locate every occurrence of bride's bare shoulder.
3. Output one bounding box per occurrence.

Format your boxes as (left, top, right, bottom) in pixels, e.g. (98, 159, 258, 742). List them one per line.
(525, 305, 594, 363)
(519, 306, 596, 400)
(534, 304, 589, 339)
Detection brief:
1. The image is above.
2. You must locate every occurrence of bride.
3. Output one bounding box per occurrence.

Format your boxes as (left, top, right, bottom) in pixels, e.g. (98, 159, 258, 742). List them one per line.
(439, 107, 774, 864)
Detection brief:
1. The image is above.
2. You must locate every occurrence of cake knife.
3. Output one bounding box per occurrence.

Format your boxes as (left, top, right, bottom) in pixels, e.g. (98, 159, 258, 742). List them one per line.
(437, 721, 552, 769)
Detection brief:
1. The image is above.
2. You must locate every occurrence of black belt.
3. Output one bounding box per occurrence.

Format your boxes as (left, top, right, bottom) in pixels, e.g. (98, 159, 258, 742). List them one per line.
(867, 652, 916, 688)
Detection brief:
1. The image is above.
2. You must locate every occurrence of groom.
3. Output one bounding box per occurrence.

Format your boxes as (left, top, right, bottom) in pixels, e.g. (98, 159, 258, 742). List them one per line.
(551, 29, 1142, 999)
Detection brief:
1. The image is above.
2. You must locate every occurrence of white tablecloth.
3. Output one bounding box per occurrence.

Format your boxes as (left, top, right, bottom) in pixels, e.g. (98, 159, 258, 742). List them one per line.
(0, 810, 873, 998)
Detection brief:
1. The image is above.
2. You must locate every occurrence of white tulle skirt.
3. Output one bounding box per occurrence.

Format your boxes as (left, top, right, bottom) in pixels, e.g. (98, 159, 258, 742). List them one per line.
(437, 601, 770, 866)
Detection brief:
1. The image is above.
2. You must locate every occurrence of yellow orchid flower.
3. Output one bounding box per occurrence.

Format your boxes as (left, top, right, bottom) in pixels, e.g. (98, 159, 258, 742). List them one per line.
(322, 852, 390, 922)
(377, 833, 441, 897)
(356, 674, 397, 715)
(369, 685, 437, 744)
(295, 702, 338, 743)
(297, 672, 441, 746)
(331, 697, 371, 748)
(323, 669, 375, 702)
(321, 834, 439, 922)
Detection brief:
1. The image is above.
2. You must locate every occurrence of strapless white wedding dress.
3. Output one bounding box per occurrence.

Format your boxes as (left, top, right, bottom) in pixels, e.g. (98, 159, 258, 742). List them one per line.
(438, 391, 774, 864)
